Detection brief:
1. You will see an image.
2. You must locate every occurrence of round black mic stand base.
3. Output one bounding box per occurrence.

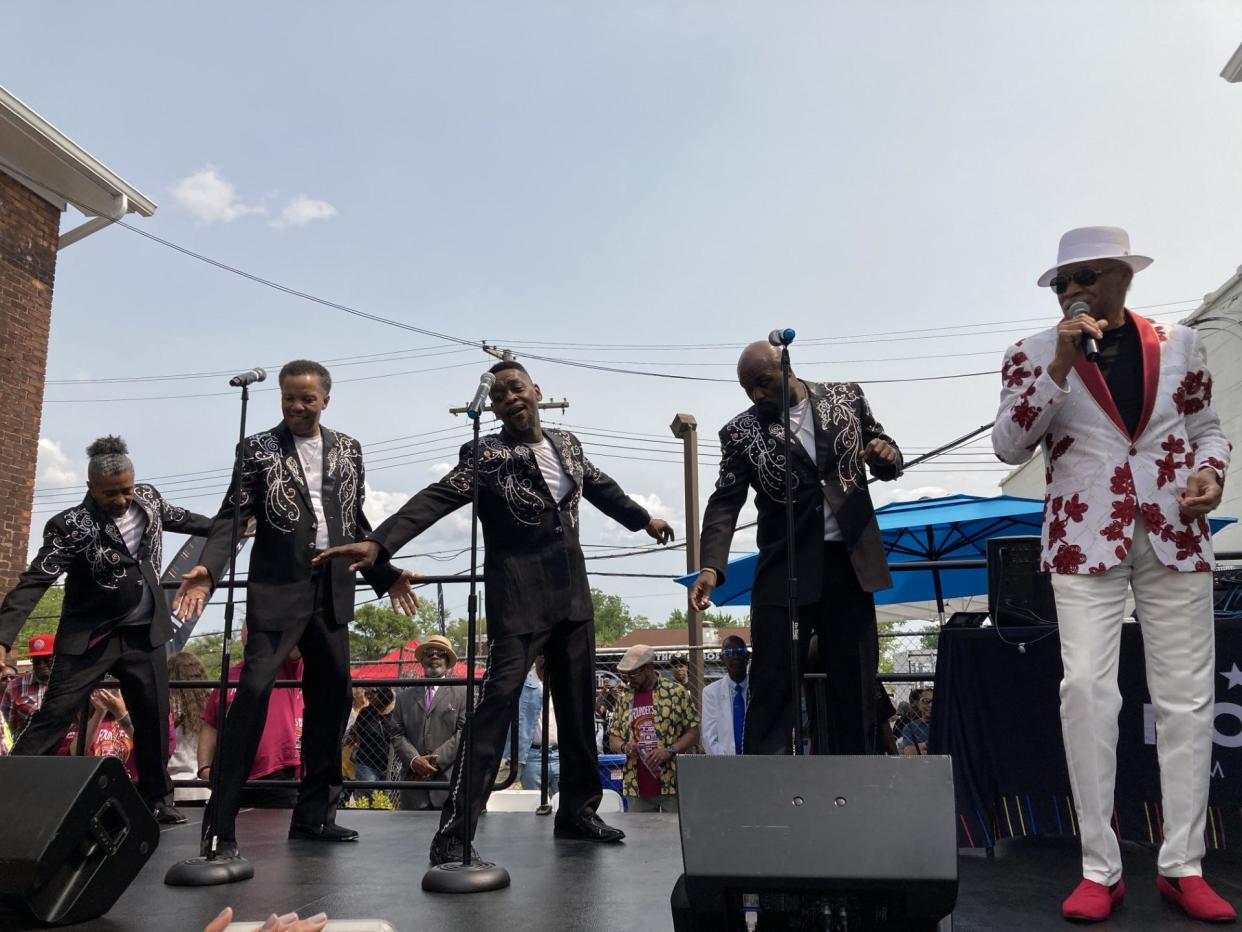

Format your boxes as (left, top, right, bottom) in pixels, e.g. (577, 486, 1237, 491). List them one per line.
(421, 860, 511, 894)
(164, 854, 255, 886)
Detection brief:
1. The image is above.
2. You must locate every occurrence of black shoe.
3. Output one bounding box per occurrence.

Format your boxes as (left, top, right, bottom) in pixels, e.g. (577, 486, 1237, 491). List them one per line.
(554, 810, 626, 843)
(199, 836, 240, 860)
(153, 802, 188, 825)
(429, 835, 481, 866)
(288, 821, 359, 842)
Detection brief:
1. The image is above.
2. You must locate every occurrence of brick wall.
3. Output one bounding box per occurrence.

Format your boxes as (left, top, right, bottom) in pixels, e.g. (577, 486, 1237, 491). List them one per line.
(0, 171, 59, 598)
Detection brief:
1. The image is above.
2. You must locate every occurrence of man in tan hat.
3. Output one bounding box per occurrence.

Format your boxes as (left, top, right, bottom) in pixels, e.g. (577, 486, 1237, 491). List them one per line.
(994, 226, 1233, 923)
(389, 635, 466, 811)
(607, 645, 699, 813)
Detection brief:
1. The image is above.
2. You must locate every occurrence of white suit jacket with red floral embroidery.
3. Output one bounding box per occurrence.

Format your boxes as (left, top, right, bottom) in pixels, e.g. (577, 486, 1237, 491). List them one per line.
(992, 312, 1230, 575)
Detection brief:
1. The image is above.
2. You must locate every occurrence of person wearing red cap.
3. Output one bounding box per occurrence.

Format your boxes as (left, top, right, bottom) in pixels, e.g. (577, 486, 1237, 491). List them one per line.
(0, 634, 55, 741)
(0, 436, 213, 825)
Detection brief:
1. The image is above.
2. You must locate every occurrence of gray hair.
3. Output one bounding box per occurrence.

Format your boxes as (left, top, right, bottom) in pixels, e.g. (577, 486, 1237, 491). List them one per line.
(86, 436, 133, 479)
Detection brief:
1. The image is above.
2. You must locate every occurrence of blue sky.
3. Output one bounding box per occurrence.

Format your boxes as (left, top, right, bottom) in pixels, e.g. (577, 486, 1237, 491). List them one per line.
(6, 2, 1242, 634)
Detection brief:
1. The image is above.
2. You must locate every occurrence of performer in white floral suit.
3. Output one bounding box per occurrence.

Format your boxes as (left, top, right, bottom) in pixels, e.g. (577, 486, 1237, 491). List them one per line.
(993, 226, 1234, 923)
(0, 436, 211, 824)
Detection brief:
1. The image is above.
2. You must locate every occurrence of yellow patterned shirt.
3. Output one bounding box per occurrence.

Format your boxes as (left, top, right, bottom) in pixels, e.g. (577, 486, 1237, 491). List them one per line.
(608, 677, 699, 798)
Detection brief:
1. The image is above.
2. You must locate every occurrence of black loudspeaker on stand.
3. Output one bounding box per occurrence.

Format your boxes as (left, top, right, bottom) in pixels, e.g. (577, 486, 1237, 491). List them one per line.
(0, 756, 160, 926)
(986, 536, 1057, 627)
(671, 756, 958, 932)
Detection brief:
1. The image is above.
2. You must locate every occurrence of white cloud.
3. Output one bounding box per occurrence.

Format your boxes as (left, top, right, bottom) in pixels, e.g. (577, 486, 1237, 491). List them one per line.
(363, 483, 412, 527)
(270, 194, 337, 230)
(171, 167, 265, 223)
(36, 438, 80, 488)
(428, 463, 453, 478)
(362, 482, 471, 540)
(876, 485, 951, 507)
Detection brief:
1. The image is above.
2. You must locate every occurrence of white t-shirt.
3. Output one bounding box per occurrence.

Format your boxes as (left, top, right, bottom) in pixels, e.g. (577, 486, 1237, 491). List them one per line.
(531, 684, 558, 749)
(114, 502, 147, 556)
(527, 437, 571, 504)
(789, 397, 843, 542)
(293, 431, 330, 550)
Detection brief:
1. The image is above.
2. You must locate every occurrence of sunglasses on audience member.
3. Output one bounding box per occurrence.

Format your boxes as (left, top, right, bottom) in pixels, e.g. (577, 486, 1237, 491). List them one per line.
(1048, 267, 1114, 295)
(422, 649, 449, 659)
(920, 697, 933, 705)
(721, 647, 748, 657)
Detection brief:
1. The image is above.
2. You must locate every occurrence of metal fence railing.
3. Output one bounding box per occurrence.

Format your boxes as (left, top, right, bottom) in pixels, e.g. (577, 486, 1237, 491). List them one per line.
(8, 553, 1239, 809)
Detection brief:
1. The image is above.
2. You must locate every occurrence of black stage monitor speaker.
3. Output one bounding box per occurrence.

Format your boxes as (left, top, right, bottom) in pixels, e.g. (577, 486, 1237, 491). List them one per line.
(672, 755, 957, 931)
(0, 756, 159, 925)
(987, 536, 1057, 627)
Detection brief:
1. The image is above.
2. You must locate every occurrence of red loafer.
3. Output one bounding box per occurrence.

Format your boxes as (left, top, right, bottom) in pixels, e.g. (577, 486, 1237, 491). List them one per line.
(1157, 875, 1237, 923)
(1062, 878, 1125, 922)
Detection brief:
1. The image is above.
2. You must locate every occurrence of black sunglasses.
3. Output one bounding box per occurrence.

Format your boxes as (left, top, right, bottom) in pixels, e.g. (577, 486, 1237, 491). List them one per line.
(1048, 267, 1113, 295)
(721, 647, 749, 658)
(421, 649, 449, 659)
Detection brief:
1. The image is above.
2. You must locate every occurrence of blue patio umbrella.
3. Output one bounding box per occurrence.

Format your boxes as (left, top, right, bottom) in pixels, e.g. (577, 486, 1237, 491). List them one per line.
(677, 493, 1236, 616)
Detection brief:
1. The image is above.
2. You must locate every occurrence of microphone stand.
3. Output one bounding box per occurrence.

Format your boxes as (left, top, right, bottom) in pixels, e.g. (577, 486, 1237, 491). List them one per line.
(779, 345, 804, 756)
(422, 410, 510, 893)
(165, 382, 255, 885)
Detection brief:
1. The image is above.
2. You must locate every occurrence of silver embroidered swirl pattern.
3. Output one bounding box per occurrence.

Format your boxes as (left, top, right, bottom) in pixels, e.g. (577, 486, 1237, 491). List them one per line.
(328, 438, 360, 540)
(246, 432, 302, 533)
(42, 508, 126, 589)
(816, 386, 864, 492)
(725, 413, 799, 503)
(448, 437, 548, 526)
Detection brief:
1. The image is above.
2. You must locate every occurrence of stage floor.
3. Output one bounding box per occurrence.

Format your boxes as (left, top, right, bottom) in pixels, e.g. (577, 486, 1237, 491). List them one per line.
(2, 809, 1239, 931)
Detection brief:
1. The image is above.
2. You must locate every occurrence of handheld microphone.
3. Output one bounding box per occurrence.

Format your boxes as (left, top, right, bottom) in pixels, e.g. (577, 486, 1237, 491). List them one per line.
(466, 372, 496, 420)
(1066, 302, 1100, 363)
(767, 328, 796, 347)
(228, 367, 267, 387)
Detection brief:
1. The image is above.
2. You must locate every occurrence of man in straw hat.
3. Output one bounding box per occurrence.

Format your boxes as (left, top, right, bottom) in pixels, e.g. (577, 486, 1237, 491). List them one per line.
(607, 645, 699, 813)
(994, 226, 1233, 922)
(390, 635, 466, 811)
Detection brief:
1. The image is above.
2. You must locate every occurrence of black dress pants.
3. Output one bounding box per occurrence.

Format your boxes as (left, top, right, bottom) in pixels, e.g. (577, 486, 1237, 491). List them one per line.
(744, 542, 879, 756)
(436, 617, 602, 846)
(11, 625, 173, 807)
(203, 568, 351, 843)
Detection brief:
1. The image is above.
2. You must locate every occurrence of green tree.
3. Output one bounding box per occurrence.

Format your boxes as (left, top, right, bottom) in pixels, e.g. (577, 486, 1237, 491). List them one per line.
(592, 589, 640, 645)
(350, 603, 427, 663)
(9, 587, 64, 653)
(184, 632, 243, 679)
(665, 608, 739, 630)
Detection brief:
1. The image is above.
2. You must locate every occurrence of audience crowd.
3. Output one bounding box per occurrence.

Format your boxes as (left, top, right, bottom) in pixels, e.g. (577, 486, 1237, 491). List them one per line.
(1, 628, 933, 821)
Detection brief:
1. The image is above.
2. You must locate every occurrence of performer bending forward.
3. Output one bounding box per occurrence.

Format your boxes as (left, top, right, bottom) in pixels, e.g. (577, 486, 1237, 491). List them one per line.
(316, 360, 674, 864)
(993, 226, 1234, 923)
(0, 437, 211, 822)
(174, 360, 411, 860)
(689, 342, 903, 755)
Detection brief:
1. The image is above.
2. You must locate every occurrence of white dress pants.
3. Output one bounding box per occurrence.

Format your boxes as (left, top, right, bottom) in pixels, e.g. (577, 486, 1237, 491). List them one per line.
(1051, 516, 1215, 885)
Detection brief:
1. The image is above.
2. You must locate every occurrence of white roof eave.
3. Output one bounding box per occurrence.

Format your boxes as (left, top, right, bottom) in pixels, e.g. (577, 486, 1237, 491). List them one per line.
(0, 84, 156, 221)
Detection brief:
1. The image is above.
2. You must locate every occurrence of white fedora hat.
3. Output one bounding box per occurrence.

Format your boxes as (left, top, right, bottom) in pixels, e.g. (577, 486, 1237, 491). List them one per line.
(1036, 226, 1153, 287)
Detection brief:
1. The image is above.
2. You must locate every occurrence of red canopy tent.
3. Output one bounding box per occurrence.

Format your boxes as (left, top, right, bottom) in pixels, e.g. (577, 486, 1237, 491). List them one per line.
(351, 639, 484, 681)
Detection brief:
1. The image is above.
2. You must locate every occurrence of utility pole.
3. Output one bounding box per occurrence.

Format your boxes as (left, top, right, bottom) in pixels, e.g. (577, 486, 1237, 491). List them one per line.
(448, 344, 570, 415)
(670, 413, 704, 710)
